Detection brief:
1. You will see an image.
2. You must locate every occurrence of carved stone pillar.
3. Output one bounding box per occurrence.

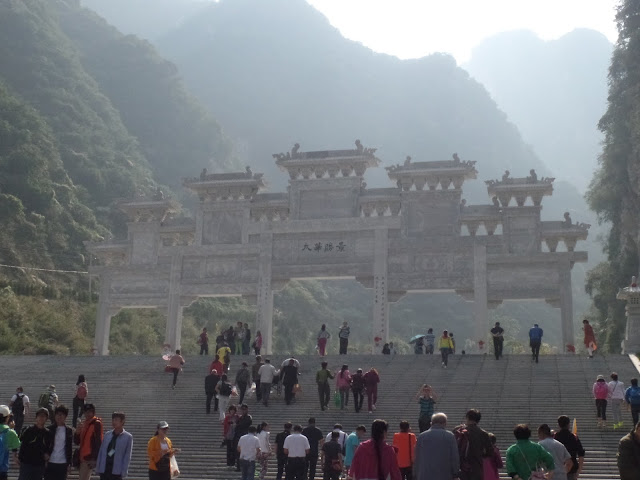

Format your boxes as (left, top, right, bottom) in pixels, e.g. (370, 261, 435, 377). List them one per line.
(372, 228, 389, 352)
(617, 279, 640, 354)
(164, 253, 184, 351)
(94, 276, 117, 355)
(473, 244, 488, 344)
(559, 264, 574, 352)
(256, 233, 274, 355)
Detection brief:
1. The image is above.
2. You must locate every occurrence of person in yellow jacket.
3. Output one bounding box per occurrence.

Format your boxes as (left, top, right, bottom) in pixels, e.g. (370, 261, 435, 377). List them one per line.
(438, 330, 454, 368)
(147, 421, 179, 480)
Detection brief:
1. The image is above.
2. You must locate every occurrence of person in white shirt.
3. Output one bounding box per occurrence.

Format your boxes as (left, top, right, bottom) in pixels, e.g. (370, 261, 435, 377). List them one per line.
(283, 424, 310, 480)
(45, 405, 73, 480)
(324, 424, 347, 453)
(538, 423, 572, 480)
(255, 422, 272, 480)
(257, 359, 279, 407)
(608, 372, 626, 429)
(237, 426, 261, 480)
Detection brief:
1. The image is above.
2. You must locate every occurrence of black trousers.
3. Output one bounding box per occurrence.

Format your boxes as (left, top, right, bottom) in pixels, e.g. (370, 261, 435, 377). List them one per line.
(171, 368, 179, 386)
(305, 454, 318, 480)
(238, 382, 248, 404)
(322, 467, 340, 480)
(200, 343, 208, 355)
(44, 462, 68, 480)
(205, 392, 218, 413)
(72, 396, 84, 428)
(418, 415, 431, 433)
(339, 337, 348, 354)
(318, 382, 330, 409)
(255, 379, 262, 400)
(596, 398, 607, 420)
(149, 469, 170, 480)
(400, 466, 413, 480)
(352, 389, 364, 412)
(13, 412, 24, 434)
(286, 457, 306, 480)
(530, 340, 541, 362)
(284, 383, 295, 405)
(226, 439, 236, 466)
(276, 456, 287, 480)
(493, 338, 503, 359)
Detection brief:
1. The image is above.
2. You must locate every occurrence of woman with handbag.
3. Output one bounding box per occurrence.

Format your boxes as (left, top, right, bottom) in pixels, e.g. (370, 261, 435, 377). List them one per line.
(147, 421, 179, 480)
(505, 424, 555, 480)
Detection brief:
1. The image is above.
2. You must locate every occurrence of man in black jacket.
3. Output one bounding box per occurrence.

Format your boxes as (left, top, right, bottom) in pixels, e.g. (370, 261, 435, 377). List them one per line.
(45, 405, 73, 480)
(18, 408, 53, 480)
(204, 369, 220, 414)
(275, 423, 292, 480)
(233, 404, 252, 472)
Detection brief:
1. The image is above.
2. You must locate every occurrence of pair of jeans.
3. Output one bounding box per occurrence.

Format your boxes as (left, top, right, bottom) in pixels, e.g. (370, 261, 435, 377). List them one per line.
(339, 337, 348, 354)
(18, 464, 46, 480)
(284, 383, 295, 405)
(318, 382, 330, 409)
(239, 459, 255, 480)
(237, 382, 248, 404)
(440, 347, 450, 366)
(218, 396, 230, 421)
(286, 457, 306, 480)
(72, 396, 84, 428)
(339, 388, 349, 409)
(595, 398, 607, 420)
(205, 392, 218, 413)
(352, 389, 364, 412)
(305, 454, 319, 480)
(610, 398, 623, 423)
(366, 385, 377, 411)
(235, 339, 243, 355)
(530, 340, 541, 362)
(493, 338, 503, 359)
(44, 462, 68, 480)
(260, 382, 272, 406)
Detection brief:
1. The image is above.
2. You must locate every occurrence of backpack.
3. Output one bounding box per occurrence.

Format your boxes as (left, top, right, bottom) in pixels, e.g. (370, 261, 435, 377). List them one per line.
(594, 382, 608, 398)
(453, 426, 472, 473)
(220, 382, 232, 397)
(38, 391, 51, 409)
(12, 394, 24, 415)
(0, 430, 8, 473)
(76, 384, 87, 400)
(629, 387, 640, 405)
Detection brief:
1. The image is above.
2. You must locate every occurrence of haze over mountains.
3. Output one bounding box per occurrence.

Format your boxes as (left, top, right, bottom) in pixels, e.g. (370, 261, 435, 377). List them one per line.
(0, 0, 615, 352)
(465, 29, 612, 192)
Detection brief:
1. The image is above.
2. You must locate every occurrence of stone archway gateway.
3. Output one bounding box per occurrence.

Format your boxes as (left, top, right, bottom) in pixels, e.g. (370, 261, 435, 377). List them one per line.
(86, 142, 590, 355)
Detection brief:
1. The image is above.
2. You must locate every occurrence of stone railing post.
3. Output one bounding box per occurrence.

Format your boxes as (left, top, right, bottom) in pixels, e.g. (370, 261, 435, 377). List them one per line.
(617, 276, 640, 354)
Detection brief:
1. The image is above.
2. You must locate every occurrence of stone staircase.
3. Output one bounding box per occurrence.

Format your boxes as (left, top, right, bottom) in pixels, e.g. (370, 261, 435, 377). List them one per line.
(1, 353, 637, 479)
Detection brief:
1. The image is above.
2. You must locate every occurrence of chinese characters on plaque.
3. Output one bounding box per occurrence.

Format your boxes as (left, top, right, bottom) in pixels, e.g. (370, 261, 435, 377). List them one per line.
(301, 241, 346, 253)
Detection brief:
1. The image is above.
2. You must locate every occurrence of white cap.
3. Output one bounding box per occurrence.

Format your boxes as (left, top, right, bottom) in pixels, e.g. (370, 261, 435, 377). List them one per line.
(0, 405, 10, 417)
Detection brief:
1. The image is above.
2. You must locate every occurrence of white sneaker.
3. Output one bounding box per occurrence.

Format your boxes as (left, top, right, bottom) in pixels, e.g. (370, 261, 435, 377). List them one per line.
(368, 411, 373, 414)
(373, 404, 376, 410)
(441, 362, 445, 367)
(444, 365, 447, 369)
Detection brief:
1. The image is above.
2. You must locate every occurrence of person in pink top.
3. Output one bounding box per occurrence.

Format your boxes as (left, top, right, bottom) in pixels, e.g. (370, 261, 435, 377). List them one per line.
(168, 349, 185, 390)
(336, 364, 352, 410)
(483, 432, 503, 480)
(349, 419, 401, 480)
(593, 374, 609, 427)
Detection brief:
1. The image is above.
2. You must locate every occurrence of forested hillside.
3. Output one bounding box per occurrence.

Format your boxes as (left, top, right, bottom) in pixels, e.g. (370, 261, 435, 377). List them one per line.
(586, 0, 640, 351)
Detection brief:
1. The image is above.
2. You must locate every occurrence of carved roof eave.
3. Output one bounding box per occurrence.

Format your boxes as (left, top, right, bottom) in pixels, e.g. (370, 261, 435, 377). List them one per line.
(386, 165, 478, 181)
(275, 155, 381, 171)
(83, 240, 128, 254)
(486, 182, 554, 195)
(460, 213, 502, 223)
(541, 225, 589, 240)
(617, 286, 640, 300)
(183, 176, 265, 192)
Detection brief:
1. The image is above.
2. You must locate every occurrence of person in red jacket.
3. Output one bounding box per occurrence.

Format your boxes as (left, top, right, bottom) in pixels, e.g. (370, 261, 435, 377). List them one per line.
(363, 368, 380, 414)
(583, 319, 597, 358)
(349, 419, 401, 480)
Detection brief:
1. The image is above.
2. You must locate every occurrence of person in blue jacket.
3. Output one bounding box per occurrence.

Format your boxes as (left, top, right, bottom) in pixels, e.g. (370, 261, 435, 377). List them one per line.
(96, 412, 133, 480)
(624, 378, 640, 427)
(529, 323, 543, 363)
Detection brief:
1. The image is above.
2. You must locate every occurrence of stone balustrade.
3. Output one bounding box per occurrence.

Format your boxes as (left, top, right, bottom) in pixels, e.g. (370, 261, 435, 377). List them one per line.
(386, 159, 477, 191)
(459, 205, 502, 235)
(183, 172, 265, 202)
(274, 152, 380, 180)
(485, 175, 554, 206)
(540, 221, 590, 252)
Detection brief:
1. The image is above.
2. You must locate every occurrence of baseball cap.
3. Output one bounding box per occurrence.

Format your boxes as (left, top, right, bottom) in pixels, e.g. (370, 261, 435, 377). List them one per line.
(157, 421, 169, 429)
(597, 375, 605, 380)
(0, 405, 10, 417)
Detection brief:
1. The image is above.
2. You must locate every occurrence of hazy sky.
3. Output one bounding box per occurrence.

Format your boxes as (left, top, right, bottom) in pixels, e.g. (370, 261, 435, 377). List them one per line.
(306, 0, 619, 62)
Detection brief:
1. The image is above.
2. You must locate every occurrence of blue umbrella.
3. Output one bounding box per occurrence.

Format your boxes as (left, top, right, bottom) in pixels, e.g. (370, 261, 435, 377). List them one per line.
(409, 334, 425, 344)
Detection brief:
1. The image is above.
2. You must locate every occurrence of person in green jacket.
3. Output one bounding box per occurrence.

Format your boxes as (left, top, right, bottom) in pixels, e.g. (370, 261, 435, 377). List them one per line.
(617, 421, 640, 480)
(506, 424, 555, 480)
(316, 362, 334, 411)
